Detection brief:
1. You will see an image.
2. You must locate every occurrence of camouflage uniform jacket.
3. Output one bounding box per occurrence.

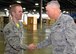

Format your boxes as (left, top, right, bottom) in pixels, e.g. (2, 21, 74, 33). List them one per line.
(3, 20, 28, 54)
(37, 13, 76, 54)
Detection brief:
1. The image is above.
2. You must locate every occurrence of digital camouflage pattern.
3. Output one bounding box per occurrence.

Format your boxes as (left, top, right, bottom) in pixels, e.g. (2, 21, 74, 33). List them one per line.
(37, 13, 76, 54)
(3, 20, 28, 54)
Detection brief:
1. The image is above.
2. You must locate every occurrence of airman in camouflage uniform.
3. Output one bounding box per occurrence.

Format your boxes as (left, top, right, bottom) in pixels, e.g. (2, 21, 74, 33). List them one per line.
(36, 1, 76, 54)
(37, 13, 76, 54)
(3, 4, 28, 54)
(3, 21, 28, 54)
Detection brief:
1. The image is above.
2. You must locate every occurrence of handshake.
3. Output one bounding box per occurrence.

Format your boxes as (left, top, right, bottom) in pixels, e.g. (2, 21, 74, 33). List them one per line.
(27, 44, 37, 50)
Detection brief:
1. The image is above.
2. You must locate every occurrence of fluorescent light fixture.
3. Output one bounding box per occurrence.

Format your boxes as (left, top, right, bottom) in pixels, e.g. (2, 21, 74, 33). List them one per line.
(35, 3, 39, 6)
(66, 11, 69, 14)
(24, 11, 28, 13)
(9, 5, 11, 7)
(33, 9, 36, 11)
(4, 8, 8, 11)
(63, 11, 66, 13)
(16, 1, 21, 3)
(23, 8, 26, 10)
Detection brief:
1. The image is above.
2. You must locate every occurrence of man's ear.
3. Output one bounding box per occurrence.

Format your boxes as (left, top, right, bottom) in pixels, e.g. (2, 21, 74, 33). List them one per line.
(11, 12, 15, 16)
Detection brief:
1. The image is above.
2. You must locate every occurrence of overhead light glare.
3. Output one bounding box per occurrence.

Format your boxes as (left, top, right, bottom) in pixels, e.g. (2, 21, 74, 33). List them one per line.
(33, 9, 36, 11)
(66, 11, 69, 14)
(35, 3, 39, 6)
(16, 1, 21, 3)
(23, 8, 26, 10)
(4, 8, 8, 11)
(63, 11, 66, 13)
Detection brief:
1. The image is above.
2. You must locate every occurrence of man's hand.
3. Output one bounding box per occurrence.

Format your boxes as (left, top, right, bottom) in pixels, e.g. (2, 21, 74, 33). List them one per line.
(28, 43, 36, 50)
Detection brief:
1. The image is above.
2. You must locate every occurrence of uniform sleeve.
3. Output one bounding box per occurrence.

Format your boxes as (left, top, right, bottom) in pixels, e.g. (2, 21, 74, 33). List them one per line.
(3, 26, 28, 51)
(36, 31, 52, 49)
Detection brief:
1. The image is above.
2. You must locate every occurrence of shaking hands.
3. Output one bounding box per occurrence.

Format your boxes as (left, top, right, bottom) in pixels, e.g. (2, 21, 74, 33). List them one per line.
(28, 43, 37, 50)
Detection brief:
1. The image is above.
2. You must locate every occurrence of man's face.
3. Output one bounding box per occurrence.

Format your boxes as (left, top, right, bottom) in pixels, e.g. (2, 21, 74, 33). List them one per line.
(14, 6, 23, 20)
(46, 5, 54, 18)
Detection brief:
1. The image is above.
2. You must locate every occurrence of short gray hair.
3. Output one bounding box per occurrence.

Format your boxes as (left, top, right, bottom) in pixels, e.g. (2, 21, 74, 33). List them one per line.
(47, 1, 60, 8)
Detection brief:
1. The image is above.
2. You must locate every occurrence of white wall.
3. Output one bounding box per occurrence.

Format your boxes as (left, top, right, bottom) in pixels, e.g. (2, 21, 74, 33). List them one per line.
(0, 12, 6, 16)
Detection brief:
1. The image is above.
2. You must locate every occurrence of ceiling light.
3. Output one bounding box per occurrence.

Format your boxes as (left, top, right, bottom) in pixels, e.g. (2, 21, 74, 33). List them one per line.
(24, 11, 28, 14)
(66, 11, 69, 14)
(33, 9, 36, 11)
(35, 3, 39, 6)
(16, 1, 21, 3)
(23, 8, 26, 10)
(9, 5, 11, 7)
(4, 8, 8, 11)
(63, 11, 66, 13)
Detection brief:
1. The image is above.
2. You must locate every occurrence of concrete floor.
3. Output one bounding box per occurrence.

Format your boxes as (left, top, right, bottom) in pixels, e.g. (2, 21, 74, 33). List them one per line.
(0, 24, 52, 54)
(0, 31, 5, 54)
